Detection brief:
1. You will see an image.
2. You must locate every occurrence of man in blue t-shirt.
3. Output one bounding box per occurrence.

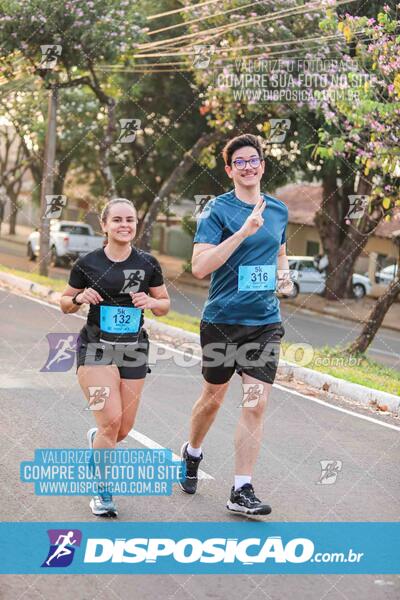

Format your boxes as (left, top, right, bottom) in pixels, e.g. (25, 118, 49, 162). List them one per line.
(180, 133, 292, 515)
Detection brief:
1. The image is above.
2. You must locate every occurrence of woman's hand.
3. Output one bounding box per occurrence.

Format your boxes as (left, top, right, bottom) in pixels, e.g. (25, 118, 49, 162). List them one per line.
(130, 291, 157, 310)
(77, 287, 104, 304)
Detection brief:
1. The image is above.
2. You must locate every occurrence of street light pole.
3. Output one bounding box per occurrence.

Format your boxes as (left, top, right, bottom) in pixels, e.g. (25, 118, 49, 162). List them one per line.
(39, 86, 57, 276)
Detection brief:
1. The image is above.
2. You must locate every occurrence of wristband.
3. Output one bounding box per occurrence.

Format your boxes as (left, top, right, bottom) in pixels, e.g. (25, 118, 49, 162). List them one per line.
(72, 291, 84, 305)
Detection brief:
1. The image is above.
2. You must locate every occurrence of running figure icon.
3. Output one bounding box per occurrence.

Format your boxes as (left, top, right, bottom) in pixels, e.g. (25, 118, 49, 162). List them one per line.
(44, 334, 76, 370)
(45, 531, 77, 566)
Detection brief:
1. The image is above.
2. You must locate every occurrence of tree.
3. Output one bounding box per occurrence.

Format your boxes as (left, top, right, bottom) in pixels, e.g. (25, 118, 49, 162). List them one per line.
(0, 85, 108, 226)
(138, 130, 223, 251)
(313, 6, 400, 299)
(0, 0, 145, 272)
(175, 0, 400, 299)
(86, 0, 229, 251)
(347, 231, 400, 354)
(0, 123, 30, 234)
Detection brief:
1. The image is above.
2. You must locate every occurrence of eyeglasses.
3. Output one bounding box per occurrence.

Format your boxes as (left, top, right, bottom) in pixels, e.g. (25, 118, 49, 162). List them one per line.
(231, 157, 263, 170)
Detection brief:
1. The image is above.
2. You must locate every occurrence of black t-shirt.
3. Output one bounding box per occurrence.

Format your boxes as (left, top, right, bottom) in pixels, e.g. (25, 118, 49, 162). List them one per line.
(68, 246, 164, 343)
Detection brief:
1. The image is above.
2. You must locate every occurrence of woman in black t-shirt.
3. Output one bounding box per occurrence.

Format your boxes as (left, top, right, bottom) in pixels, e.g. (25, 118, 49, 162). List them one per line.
(60, 198, 170, 517)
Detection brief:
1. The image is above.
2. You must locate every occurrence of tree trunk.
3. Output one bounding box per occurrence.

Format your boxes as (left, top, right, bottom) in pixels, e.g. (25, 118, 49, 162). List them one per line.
(98, 98, 117, 199)
(84, 66, 118, 200)
(347, 261, 400, 354)
(5, 174, 24, 235)
(8, 194, 18, 234)
(54, 156, 71, 196)
(137, 131, 222, 252)
(315, 167, 380, 300)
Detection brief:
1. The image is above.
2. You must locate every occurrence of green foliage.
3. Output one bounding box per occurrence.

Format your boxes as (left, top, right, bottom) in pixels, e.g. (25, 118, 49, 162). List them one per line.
(181, 214, 196, 238)
(0, 0, 144, 77)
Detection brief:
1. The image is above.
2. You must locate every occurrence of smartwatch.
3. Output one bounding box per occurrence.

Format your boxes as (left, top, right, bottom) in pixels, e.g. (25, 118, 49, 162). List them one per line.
(72, 291, 84, 305)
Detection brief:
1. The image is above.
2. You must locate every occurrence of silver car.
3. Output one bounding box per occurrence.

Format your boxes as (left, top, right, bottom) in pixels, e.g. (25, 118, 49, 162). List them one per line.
(375, 264, 398, 285)
(287, 256, 372, 299)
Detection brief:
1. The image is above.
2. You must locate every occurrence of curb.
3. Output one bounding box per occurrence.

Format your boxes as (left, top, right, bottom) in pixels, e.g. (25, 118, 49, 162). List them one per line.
(0, 270, 398, 415)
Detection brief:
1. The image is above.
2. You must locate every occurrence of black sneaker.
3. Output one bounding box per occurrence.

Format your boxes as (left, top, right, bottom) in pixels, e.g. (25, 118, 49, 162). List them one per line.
(179, 442, 203, 494)
(226, 484, 272, 515)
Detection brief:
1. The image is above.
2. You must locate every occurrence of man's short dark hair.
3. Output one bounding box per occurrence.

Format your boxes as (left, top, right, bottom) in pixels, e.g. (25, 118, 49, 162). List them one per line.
(222, 134, 263, 166)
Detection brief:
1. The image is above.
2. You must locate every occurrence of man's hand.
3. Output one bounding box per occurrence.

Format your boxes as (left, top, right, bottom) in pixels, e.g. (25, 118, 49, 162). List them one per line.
(130, 292, 156, 310)
(239, 197, 266, 239)
(277, 270, 295, 295)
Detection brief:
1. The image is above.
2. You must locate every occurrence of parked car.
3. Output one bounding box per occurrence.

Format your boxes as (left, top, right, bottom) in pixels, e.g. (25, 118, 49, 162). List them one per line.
(375, 263, 398, 285)
(27, 220, 104, 267)
(287, 256, 372, 299)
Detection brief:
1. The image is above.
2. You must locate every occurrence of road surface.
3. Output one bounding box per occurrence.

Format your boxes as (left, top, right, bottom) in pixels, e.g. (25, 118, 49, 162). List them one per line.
(0, 287, 399, 598)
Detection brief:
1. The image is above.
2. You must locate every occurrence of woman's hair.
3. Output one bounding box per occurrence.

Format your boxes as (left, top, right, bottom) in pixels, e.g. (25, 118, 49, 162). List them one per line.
(100, 197, 136, 247)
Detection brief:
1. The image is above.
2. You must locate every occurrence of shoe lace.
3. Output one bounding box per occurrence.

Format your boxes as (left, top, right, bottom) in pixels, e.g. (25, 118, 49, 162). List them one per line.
(241, 484, 260, 503)
(99, 490, 112, 503)
(185, 455, 201, 478)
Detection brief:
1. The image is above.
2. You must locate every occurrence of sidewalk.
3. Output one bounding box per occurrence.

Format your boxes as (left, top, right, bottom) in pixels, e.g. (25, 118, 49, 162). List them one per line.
(0, 224, 33, 244)
(2, 225, 399, 331)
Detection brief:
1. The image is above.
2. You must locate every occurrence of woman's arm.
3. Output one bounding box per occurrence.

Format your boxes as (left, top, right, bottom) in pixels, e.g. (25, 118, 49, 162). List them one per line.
(60, 285, 103, 314)
(130, 284, 170, 317)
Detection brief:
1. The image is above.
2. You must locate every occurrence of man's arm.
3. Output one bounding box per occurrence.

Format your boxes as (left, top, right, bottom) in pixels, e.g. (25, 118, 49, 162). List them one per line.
(192, 197, 266, 279)
(277, 243, 289, 271)
(192, 234, 245, 279)
(277, 243, 294, 294)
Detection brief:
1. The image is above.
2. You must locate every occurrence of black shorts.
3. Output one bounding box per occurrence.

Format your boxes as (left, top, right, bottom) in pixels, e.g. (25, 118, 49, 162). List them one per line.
(76, 327, 151, 380)
(200, 321, 285, 385)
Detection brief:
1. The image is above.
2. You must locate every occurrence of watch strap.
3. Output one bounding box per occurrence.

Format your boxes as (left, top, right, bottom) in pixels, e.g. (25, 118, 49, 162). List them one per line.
(72, 291, 83, 305)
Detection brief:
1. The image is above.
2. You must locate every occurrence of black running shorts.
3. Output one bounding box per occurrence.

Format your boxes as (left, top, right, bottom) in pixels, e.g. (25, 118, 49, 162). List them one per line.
(200, 321, 285, 385)
(76, 327, 151, 380)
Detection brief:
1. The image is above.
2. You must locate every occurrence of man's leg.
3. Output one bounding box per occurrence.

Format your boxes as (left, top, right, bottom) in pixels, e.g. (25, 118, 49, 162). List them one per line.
(189, 380, 230, 447)
(226, 372, 273, 515)
(234, 373, 272, 477)
(180, 380, 229, 494)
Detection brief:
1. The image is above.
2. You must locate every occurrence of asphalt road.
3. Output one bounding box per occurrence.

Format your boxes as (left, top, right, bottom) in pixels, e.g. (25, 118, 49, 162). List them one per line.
(0, 237, 399, 370)
(0, 288, 399, 598)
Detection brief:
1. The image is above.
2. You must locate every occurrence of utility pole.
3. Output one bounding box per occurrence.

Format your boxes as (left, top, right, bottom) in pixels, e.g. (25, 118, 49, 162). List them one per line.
(39, 86, 57, 276)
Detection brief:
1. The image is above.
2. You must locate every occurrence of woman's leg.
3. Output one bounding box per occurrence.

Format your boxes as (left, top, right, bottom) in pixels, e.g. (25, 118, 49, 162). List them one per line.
(77, 364, 122, 448)
(117, 377, 146, 443)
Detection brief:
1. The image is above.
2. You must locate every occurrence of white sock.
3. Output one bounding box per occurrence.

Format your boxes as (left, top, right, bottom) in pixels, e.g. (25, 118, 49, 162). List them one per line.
(187, 443, 202, 458)
(235, 475, 252, 490)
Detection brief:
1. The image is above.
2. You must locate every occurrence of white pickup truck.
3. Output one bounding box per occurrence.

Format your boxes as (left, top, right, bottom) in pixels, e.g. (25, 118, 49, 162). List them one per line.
(27, 220, 104, 267)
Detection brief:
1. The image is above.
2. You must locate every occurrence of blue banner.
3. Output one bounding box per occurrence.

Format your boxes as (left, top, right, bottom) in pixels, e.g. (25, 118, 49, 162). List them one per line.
(0, 522, 398, 574)
(20, 449, 183, 496)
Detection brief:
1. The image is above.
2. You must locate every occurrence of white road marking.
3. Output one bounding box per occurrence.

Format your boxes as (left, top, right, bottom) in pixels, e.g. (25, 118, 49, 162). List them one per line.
(3, 288, 399, 432)
(273, 383, 400, 432)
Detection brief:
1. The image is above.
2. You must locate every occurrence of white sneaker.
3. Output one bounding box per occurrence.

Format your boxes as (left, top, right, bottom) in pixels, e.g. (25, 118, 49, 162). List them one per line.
(87, 427, 97, 449)
(89, 492, 118, 517)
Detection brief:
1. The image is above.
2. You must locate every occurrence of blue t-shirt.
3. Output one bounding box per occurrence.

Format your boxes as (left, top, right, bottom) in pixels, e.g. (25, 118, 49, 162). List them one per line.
(193, 190, 288, 325)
